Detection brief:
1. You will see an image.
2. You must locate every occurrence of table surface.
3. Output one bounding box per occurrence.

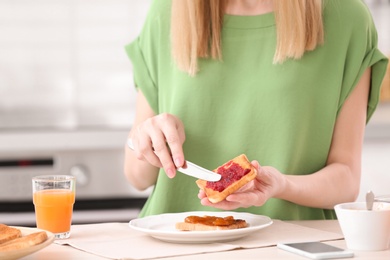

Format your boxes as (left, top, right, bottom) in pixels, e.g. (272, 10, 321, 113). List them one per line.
(20, 220, 390, 260)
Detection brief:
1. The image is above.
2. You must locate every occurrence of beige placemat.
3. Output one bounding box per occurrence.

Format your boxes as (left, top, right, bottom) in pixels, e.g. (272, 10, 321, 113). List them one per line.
(228, 220, 343, 248)
(55, 221, 343, 260)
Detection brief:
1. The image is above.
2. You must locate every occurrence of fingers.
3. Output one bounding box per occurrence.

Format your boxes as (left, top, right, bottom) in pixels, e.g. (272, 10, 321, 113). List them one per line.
(150, 131, 177, 177)
(132, 126, 162, 168)
(199, 196, 243, 210)
(131, 113, 185, 178)
(200, 191, 267, 209)
(251, 160, 267, 183)
(198, 189, 252, 209)
(251, 160, 261, 174)
(161, 114, 185, 168)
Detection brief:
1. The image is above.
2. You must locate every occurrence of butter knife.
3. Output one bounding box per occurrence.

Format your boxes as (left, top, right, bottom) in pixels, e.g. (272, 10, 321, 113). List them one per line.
(127, 139, 221, 182)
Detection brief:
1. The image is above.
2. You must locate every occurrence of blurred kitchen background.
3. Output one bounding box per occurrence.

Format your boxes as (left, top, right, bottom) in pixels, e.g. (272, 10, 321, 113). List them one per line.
(0, 0, 153, 226)
(0, 0, 389, 226)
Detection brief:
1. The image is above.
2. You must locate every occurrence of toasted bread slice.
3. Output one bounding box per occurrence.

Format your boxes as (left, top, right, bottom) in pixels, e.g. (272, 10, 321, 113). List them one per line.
(176, 220, 247, 231)
(0, 224, 22, 245)
(176, 215, 248, 231)
(196, 154, 257, 203)
(0, 231, 48, 252)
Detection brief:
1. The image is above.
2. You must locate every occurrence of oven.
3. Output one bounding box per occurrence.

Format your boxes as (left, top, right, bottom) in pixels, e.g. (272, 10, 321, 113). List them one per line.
(0, 130, 151, 227)
(0, 0, 153, 226)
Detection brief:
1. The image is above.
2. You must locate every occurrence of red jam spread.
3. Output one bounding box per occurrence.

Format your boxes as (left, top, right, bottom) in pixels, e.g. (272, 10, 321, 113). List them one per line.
(184, 215, 239, 226)
(206, 161, 250, 192)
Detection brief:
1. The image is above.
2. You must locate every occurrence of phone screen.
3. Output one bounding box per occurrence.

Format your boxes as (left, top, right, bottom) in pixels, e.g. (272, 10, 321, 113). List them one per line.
(277, 242, 354, 259)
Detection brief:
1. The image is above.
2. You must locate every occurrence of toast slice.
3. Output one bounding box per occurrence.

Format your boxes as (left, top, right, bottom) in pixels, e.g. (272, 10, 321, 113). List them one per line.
(0, 224, 22, 245)
(176, 215, 247, 231)
(0, 230, 48, 252)
(196, 154, 257, 203)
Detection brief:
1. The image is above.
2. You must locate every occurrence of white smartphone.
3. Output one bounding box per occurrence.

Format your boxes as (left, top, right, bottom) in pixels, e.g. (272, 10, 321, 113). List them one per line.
(277, 242, 354, 259)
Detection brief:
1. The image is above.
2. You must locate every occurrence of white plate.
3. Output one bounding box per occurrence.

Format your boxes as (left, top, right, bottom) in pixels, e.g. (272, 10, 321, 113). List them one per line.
(0, 226, 54, 260)
(129, 211, 273, 243)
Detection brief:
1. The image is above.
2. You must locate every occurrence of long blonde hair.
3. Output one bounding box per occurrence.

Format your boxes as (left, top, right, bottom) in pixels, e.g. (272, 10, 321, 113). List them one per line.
(171, 0, 324, 76)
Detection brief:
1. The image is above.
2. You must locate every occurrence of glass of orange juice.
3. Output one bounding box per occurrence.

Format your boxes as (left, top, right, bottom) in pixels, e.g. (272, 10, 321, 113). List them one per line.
(32, 175, 76, 239)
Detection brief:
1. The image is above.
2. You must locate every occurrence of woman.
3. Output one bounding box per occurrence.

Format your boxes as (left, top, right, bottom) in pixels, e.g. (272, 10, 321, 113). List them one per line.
(124, 0, 388, 220)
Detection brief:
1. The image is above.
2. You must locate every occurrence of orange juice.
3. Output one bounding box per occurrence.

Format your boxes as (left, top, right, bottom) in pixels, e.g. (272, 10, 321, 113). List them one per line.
(33, 189, 75, 233)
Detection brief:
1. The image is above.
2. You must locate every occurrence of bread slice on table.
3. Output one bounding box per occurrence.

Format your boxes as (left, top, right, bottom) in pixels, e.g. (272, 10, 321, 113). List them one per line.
(176, 215, 247, 231)
(0, 230, 48, 252)
(196, 154, 257, 203)
(0, 224, 22, 245)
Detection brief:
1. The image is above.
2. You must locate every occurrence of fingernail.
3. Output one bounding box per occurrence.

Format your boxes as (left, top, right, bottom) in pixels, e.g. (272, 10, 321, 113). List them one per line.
(167, 168, 174, 178)
(174, 158, 182, 167)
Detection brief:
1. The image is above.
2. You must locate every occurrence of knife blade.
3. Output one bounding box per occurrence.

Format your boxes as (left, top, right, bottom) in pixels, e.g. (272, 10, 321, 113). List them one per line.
(126, 139, 221, 182)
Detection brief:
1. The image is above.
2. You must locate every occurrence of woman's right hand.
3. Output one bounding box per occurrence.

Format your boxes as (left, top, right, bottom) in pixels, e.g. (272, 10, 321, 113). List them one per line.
(131, 113, 186, 178)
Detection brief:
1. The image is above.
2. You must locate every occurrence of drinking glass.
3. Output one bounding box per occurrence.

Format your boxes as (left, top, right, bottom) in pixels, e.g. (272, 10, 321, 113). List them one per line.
(32, 175, 76, 239)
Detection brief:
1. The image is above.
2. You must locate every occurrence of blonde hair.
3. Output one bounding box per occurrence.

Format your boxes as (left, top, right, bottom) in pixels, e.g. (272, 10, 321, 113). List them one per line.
(171, 0, 324, 76)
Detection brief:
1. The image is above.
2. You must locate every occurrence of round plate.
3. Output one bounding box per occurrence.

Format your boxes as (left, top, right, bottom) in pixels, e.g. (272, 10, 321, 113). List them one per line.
(129, 211, 273, 243)
(0, 226, 54, 260)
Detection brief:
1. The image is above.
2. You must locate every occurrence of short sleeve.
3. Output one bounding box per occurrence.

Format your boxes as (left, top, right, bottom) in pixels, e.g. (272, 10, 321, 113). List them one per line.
(125, 0, 172, 114)
(126, 38, 159, 113)
(336, 1, 388, 123)
(366, 49, 388, 121)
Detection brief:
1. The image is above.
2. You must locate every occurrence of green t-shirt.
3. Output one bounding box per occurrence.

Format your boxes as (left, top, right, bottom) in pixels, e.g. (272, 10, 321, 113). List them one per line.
(126, 0, 388, 220)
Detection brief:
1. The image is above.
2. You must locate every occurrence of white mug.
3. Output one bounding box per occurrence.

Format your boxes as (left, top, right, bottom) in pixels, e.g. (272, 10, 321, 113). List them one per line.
(335, 202, 390, 251)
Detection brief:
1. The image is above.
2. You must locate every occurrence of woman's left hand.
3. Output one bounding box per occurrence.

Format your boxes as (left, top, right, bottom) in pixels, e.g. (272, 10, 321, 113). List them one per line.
(198, 161, 286, 210)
